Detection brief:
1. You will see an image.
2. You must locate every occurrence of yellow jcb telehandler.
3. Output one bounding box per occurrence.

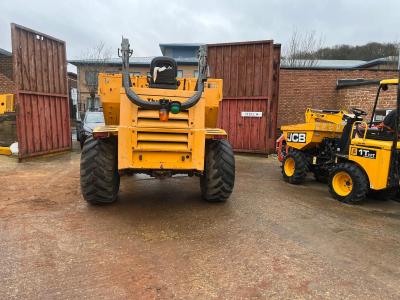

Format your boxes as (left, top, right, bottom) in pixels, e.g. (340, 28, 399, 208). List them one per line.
(277, 78, 400, 204)
(80, 38, 235, 204)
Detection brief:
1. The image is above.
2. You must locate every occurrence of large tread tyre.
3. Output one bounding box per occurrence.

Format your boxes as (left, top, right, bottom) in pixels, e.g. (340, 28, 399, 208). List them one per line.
(313, 167, 329, 183)
(369, 188, 398, 201)
(80, 136, 120, 205)
(282, 149, 308, 184)
(328, 162, 368, 204)
(200, 139, 235, 202)
(79, 137, 85, 149)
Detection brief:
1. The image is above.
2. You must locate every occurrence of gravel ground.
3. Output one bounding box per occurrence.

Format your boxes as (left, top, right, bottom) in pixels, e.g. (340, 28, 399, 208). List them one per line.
(1, 145, 400, 299)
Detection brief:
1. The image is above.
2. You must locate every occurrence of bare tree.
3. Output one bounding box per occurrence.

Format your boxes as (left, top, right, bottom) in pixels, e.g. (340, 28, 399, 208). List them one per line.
(282, 29, 325, 68)
(386, 42, 400, 70)
(81, 41, 112, 110)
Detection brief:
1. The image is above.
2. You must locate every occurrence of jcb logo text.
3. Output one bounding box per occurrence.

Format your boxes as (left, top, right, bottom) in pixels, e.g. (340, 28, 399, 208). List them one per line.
(287, 132, 306, 143)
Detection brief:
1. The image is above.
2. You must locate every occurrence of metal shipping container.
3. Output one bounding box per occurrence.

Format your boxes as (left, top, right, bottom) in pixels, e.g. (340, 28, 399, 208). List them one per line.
(11, 23, 71, 159)
(208, 40, 281, 153)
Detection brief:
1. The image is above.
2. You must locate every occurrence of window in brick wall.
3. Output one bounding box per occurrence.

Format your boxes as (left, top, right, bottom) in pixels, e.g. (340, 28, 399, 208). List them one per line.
(85, 71, 98, 86)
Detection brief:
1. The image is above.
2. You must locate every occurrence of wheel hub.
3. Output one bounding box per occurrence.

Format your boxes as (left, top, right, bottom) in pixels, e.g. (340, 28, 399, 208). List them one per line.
(333, 171, 353, 196)
(284, 157, 295, 177)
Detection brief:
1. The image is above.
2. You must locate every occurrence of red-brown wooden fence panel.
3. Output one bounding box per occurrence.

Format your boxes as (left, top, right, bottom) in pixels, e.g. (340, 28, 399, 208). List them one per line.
(208, 40, 281, 153)
(11, 23, 71, 159)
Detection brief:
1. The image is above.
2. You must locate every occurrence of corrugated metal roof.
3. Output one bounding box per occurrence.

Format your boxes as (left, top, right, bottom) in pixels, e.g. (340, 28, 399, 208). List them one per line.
(316, 60, 366, 67)
(281, 57, 399, 69)
(69, 57, 153, 66)
(354, 56, 397, 68)
(0, 48, 12, 56)
(281, 59, 366, 69)
(69, 56, 198, 66)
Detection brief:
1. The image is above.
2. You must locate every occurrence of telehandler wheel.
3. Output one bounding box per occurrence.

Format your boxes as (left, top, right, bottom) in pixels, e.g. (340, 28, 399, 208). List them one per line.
(80, 136, 120, 205)
(282, 150, 307, 184)
(328, 163, 368, 204)
(200, 139, 235, 202)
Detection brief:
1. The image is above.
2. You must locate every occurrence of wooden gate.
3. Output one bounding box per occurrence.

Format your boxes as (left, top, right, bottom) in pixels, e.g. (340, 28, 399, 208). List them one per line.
(208, 41, 281, 153)
(11, 23, 71, 159)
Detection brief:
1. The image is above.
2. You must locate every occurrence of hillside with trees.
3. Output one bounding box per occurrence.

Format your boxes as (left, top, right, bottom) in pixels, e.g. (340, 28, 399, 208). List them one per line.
(283, 29, 399, 67)
(296, 42, 399, 61)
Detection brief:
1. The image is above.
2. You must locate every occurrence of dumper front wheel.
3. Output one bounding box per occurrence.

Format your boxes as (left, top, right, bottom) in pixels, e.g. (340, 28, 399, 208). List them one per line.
(80, 136, 120, 205)
(282, 149, 307, 184)
(328, 163, 368, 204)
(200, 139, 235, 202)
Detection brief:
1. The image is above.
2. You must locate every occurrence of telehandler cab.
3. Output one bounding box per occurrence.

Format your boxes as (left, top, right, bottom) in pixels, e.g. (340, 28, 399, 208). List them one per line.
(80, 39, 235, 204)
(277, 78, 400, 204)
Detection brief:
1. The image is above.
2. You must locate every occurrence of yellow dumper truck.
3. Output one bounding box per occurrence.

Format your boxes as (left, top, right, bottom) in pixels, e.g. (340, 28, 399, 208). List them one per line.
(277, 79, 400, 204)
(80, 39, 235, 204)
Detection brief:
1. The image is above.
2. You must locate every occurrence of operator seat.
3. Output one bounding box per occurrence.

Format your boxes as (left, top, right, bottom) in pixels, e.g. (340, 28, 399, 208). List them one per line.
(149, 57, 178, 90)
(382, 109, 397, 131)
(356, 110, 396, 141)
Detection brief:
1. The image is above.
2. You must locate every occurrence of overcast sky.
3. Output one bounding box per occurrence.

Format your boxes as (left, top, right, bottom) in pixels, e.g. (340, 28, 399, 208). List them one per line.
(1, 0, 400, 60)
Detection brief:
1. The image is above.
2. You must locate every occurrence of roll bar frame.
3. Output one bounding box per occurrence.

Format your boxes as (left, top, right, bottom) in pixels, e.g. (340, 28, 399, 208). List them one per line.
(119, 38, 207, 111)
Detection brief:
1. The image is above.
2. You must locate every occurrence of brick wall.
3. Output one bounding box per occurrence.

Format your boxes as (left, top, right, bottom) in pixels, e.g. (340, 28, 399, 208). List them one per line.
(0, 73, 15, 94)
(336, 84, 397, 114)
(278, 69, 397, 128)
(0, 54, 13, 80)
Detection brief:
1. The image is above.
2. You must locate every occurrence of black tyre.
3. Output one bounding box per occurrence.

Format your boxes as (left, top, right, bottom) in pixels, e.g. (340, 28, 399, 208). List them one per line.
(80, 136, 120, 205)
(282, 149, 308, 184)
(313, 167, 329, 183)
(80, 137, 85, 149)
(328, 162, 368, 204)
(200, 139, 235, 202)
(369, 188, 398, 201)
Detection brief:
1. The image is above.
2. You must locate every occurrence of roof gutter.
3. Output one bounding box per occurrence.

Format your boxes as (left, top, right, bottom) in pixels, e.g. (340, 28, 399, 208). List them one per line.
(336, 79, 380, 89)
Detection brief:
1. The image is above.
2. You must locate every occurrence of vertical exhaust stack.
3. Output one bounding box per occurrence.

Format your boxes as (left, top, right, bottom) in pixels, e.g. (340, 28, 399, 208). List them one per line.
(120, 38, 132, 74)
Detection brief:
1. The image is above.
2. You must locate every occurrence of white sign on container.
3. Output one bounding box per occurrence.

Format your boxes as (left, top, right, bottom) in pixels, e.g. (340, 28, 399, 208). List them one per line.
(241, 111, 263, 118)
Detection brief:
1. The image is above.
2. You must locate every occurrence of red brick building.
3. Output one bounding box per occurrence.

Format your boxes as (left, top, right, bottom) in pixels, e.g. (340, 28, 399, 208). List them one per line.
(0, 48, 14, 94)
(0, 48, 13, 80)
(278, 68, 398, 128)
